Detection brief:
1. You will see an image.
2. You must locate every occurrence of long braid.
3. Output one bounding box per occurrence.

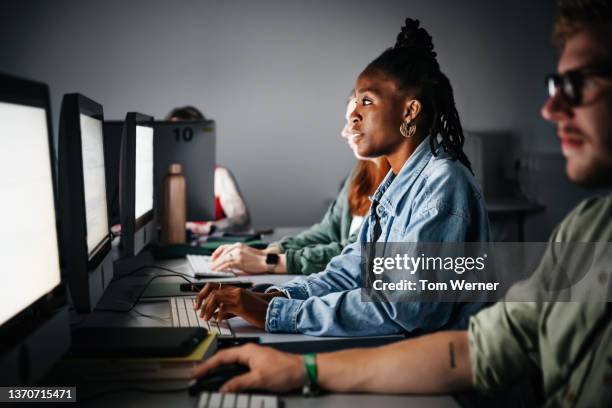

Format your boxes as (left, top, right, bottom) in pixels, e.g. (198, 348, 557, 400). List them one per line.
(430, 72, 472, 172)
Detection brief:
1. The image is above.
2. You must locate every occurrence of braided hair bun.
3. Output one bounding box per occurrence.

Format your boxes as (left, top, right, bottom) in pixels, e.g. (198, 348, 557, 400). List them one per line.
(394, 18, 437, 61)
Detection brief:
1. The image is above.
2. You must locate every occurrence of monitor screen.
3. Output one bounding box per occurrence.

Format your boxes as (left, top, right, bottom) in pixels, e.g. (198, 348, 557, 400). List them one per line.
(0, 101, 61, 326)
(135, 124, 153, 222)
(79, 114, 109, 257)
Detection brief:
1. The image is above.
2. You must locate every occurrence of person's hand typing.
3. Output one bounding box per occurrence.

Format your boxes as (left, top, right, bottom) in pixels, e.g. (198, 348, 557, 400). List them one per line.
(193, 283, 285, 328)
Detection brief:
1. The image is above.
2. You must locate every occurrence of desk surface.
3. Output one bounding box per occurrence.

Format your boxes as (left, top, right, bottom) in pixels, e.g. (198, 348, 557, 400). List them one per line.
(67, 228, 460, 407)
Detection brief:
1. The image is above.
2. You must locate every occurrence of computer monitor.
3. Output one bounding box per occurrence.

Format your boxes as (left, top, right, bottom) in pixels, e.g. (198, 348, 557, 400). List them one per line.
(154, 120, 216, 221)
(119, 112, 156, 257)
(0, 73, 70, 384)
(58, 93, 114, 313)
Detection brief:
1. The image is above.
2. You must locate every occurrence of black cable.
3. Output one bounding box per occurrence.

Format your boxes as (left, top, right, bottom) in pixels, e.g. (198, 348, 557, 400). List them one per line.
(111, 264, 154, 281)
(95, 264, 197, 314)
(95, 273, 194, 314)
(113, 264, 195, 282)
(78, 385, 190, 403)
(98, 296, 170, 322)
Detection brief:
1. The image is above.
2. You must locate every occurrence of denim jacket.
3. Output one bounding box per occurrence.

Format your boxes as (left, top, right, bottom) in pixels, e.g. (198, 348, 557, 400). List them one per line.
(266, 138, 491, 336)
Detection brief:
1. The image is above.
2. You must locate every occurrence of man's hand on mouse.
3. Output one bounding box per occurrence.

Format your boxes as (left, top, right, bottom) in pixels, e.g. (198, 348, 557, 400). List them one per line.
(192, 343, 305, 392)
(193, 283, 285, 328)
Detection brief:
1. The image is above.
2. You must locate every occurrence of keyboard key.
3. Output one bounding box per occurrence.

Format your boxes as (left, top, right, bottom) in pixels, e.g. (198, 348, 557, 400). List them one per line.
(250, 395, 278, 408)
(186, 303, 200, 328)
(177, 301, 190, 327)
(197, 392, 210, 408)
(221, 393, 237, 408)
(219, 324, 232, 337)
(208, 392, 223, 408)
(236, 394, 249, 408)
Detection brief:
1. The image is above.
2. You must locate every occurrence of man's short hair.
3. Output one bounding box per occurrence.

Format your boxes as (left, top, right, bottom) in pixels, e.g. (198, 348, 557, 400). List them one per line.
(554, 0, 612, 47)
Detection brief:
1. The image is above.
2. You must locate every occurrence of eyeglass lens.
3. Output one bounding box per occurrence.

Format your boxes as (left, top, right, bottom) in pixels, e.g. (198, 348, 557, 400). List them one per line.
(547, 74, 579, 105)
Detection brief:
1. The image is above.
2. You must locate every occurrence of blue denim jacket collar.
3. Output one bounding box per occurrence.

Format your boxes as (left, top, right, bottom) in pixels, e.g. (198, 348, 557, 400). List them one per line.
(370, 136, 436, 217)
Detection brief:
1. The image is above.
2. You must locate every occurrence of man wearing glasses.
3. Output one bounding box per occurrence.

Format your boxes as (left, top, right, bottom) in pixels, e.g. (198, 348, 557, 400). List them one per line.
(192, 1, 612, 405)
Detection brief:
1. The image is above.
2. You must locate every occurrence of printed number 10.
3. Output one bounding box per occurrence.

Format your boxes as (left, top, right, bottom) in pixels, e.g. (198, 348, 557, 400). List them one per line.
(173, 127, 194, 142)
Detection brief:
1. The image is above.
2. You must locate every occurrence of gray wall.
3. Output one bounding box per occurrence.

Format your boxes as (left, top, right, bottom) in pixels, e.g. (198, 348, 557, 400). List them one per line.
(1, 0, 562, 229)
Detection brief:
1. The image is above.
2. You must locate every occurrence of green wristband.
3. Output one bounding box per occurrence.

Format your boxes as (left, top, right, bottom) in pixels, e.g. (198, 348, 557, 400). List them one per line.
(304, 353, 317, 385)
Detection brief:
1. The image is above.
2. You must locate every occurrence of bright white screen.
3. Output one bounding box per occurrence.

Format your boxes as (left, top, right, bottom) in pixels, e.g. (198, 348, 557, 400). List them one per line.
(135, 125, 153, 221)
(0, 101, 61, 326)
(80, 114, 109, 256)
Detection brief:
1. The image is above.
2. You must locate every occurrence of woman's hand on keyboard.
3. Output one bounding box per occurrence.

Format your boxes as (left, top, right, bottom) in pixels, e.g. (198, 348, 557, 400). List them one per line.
(210, 243, 272, 274)
(210, 243, 237, 261)
(194, 284, 285, 329)
(192, 343, 305, 393)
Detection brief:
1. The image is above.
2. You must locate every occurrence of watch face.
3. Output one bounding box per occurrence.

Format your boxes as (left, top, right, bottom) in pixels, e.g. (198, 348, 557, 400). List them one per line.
(265, 253, 279, 265)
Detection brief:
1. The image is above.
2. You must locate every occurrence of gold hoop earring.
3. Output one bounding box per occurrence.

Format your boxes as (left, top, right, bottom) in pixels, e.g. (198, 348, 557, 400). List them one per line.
(400, 120, 414, 138)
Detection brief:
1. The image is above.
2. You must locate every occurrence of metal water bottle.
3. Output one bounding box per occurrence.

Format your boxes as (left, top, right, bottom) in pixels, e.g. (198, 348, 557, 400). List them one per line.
(161, 163, 186, 245)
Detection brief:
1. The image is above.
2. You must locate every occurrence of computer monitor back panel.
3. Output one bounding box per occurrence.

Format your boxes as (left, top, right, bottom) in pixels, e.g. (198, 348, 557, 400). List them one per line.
(119, 113, 155, 257)
(102, 121, 123, 226)
(58, 94, 113, 312)
(154, 121, 216, 221)
(0, 73, 69, 384)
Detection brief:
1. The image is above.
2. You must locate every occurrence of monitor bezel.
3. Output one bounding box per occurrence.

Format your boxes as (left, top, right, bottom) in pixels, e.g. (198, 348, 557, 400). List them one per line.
(0, 72, 65, 338)
(119, 112, 155, 256)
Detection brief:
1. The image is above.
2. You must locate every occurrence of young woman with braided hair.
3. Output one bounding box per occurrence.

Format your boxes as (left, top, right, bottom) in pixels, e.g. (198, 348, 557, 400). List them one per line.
(194, 18, 490, 337)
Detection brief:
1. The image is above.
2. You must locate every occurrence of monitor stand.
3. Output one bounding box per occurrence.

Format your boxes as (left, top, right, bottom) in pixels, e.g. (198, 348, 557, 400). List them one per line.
(134, 221, 156, 256)
(67, 252, 114, 313)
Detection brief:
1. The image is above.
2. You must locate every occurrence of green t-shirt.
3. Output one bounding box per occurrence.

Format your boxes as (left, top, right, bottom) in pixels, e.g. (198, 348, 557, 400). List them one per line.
(469, 195, 612, 407)
(278, 175, 359, 275)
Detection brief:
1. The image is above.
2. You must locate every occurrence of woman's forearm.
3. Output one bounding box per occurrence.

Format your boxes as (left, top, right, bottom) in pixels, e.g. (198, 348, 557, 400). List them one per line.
(317, 331, 473, 394)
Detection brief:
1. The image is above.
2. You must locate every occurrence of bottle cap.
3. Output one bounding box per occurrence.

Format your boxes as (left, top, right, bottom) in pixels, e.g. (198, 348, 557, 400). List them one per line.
(168, 163, 182, 174)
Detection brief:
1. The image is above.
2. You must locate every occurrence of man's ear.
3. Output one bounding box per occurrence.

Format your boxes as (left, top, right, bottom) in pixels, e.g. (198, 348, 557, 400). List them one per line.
(403, 99, 422, 121)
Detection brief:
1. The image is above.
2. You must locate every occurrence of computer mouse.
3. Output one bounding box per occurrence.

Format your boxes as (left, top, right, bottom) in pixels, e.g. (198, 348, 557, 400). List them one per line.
(188, 364, 250, 395)
(251, 283, 274, 293)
